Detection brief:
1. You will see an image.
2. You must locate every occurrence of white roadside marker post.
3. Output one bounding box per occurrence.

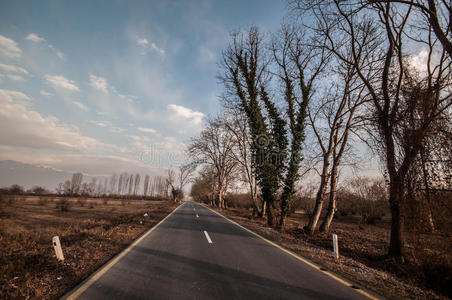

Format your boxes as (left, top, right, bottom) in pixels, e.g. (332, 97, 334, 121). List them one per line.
(332, 234, 339, 260)
(52, 236, 64, 261)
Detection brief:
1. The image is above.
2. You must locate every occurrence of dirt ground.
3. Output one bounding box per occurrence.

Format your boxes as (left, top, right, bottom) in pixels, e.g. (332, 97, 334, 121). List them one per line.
(0, 195, 178, 299)
(212, 206, 452, 300)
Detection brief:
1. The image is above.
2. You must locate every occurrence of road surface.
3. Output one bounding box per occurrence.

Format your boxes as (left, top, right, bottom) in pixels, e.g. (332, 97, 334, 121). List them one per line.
(64, 201, 376, 300)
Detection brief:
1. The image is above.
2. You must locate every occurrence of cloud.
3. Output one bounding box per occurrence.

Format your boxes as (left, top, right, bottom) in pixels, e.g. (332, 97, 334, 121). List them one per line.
(128, 135, 151, 142)
(73, 101, 89, 111)
(56, 50, 64, 59)
(25, 33, 45, 43)
(151, 43, 165, 55)
(0, 148, 167, 177)
(45, 75, 80, 92)
(88, 120, 109, 127)
(25, 33, 65, 59)
(0, 35, 22, 58)
(7, 74, 25, 81)
(136, 35, 165, 55)
(167, 104, 204, 125)
(40, 90, 52, 96)
(0, 90, 102, 151)
(409, 49, 429, 74)
(89, 74, 108, 93)
(0, 63, 29, 74)
(1, 89, 30, 102)
(138, 127, 157, 134)
(136, 37, 149, 46)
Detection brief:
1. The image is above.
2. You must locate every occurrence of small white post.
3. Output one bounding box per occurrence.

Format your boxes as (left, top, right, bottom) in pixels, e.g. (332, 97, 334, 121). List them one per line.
(52, 236, 64, 261)
(332, 234, 339, 260)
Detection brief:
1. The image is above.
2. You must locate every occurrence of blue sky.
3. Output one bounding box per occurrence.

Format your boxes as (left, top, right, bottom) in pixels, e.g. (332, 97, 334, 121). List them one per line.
(0, 0, 288, 176)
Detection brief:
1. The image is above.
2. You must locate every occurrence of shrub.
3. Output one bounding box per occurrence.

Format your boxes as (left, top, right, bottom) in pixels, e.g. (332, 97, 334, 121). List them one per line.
(337, 177, 389, 224)
(56, 198, 70, 211)
(8, 184, 24, 195)
(224, 193, 252, 209)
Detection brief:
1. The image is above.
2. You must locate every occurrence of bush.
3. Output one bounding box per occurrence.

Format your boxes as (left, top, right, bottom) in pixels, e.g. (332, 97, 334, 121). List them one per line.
(30, 186, 49, 195)
(56, 198, 70, 211)
(224, 193, 252, 209)
(290, 184, 316, 216)
(8, 184, 24, 195)
(337, 177, 389, 224)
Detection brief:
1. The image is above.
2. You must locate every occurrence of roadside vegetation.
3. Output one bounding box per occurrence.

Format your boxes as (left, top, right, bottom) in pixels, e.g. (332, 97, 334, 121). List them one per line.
(189, 1, 451, 298)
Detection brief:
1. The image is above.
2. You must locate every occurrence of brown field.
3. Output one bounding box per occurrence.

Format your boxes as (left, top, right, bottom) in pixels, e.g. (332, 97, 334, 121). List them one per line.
(211, 206, 452, 300)
(0, 195, 178, 299)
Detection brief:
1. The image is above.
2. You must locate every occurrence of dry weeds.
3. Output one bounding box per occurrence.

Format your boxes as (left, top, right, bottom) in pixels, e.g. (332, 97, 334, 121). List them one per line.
(213, 207, 451, 300)
(0, 196, 177, 299)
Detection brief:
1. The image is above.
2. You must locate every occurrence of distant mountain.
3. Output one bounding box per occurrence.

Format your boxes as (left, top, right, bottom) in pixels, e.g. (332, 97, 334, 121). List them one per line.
(0, 160, 72, 190)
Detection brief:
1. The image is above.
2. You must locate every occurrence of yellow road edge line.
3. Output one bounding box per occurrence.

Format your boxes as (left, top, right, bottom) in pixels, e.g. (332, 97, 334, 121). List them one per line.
(62, 202, 184, 300)
(201, 204, 380, 300)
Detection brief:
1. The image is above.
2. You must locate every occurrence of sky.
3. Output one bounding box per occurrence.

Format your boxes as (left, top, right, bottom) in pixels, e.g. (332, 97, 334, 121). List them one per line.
(0, 0, 288, 177)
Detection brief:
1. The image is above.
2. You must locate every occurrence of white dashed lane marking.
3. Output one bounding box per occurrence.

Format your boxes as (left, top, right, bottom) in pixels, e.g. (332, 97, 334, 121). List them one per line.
(203, 230, 212, 244)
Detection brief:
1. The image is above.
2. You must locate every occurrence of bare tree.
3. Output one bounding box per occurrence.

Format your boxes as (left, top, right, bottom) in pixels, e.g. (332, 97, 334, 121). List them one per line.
(178, 164, 195, 193)
(224, 109, 262, 216)
(63, 180, 71, 195)
(70, 173, 83, 196)
(133, 173, 141, 195)
(110, 173, 118, 195)
(143, 174, 150, 196)
(189, 117, 237, 208)
(369, 0, 452, 58)
(166, 169, 180, 202)
(298, 0, 452, 259)
(306, 61, 368, 233)
(118, 172, 127, 195)
(128, 175, 134, 196)
(88, 178, 97, 196)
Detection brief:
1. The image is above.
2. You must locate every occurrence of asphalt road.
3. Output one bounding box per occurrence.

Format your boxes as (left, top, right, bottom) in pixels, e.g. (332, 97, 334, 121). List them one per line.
(64, 201, 375, 300)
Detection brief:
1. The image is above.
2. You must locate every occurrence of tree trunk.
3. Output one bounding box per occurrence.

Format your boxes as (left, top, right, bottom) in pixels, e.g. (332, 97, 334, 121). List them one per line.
(262, 186, 275, 226)
(266, 201, 274, 227)
(319, 163, 338, 232)
(388, 179, 405, 261)
(261, 200, 266, 217)
(420, 148, 435, 231)
(249, 179, 260, 218)
(306, 162, 330, 234)
(218, 190, 223, 208)
(279, 209, 287, 230)
(217, 177, 224, 209)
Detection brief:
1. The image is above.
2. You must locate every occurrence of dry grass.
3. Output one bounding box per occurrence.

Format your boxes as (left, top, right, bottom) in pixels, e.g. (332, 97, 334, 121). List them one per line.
(0, 195, 177, 299)
(212, 206, 451, 300)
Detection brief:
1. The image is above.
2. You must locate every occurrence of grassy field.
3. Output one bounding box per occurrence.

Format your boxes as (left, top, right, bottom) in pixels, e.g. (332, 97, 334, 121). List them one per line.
(212, 206, 452, 299)
(0, 195, 178, 299)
